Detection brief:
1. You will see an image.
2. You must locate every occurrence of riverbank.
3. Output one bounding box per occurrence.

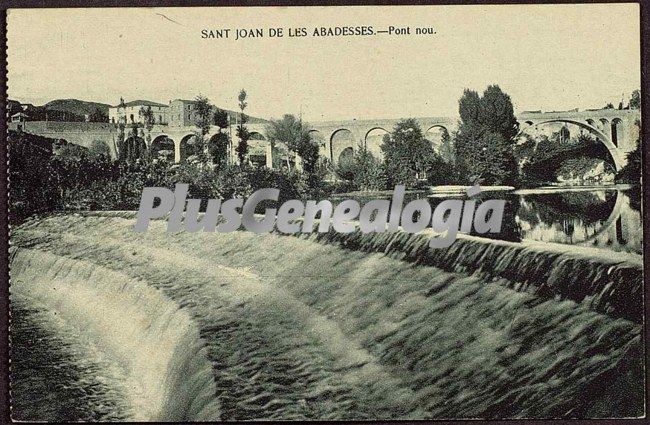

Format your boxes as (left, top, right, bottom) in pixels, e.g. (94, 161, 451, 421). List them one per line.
(514, 183, 635, 195)
(334, 185, 516, 199)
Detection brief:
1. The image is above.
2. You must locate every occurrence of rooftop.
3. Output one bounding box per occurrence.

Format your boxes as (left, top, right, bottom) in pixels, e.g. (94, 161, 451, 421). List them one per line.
(115, 100, 169, 108)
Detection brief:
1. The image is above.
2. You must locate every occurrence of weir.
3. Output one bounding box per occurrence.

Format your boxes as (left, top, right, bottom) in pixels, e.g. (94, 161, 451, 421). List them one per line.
(9, 212, 645, 419)
(296, 229, 644, 324)
(9, 247, 221, 421)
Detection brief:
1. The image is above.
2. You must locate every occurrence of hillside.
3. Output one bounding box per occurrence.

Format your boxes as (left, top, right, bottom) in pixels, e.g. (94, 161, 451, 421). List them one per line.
(218, 107, 268, 124)
(43, 99, 111, 116)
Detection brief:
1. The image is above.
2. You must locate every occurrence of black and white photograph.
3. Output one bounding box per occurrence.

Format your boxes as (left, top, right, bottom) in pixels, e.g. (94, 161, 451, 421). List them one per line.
(4, 3, 646, 421)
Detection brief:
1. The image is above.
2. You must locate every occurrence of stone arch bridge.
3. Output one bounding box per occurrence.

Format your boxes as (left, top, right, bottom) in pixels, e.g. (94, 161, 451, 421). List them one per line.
(10, 108, 640, 171)
(517, 109, 640, 170)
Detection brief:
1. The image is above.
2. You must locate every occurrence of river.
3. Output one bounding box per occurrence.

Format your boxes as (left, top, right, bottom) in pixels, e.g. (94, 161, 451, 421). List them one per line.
(9, 185, 643, 420)
(332, 184, 642, 255)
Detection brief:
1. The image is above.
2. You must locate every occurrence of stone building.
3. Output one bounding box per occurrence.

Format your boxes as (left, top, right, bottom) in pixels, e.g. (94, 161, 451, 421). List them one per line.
(108, 99, 170, 125)
(168, 99, 200, 127)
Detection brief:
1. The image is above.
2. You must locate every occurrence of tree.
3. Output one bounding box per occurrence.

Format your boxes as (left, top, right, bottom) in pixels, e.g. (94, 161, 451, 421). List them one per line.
(351, 145, 386, 191)
(453, 85, 519, 185)
(604, 102, 615, 109)
(88, 140, 112, 161)
(208, 133, 229, 167)
(521, 132, 613, 185)
(209, 108, 230, 166)
(266, 114, 321, 173)
(381, 118, 443, 187)
(438, 128, 455, 164)
(188, 95, 214, 164)
(139, 106, 156, 145)
(194, 95, 213, 137)
(213, 108, 229, 129)
(236, 89, 251, 165)
(119, 125, 147, 165)
(116, 108, 126, 158)
(629, 89, 641, 109)
(88, 107, 108, 123)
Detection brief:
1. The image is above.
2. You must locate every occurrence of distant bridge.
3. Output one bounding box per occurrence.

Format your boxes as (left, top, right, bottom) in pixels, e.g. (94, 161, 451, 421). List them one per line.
(517, 109, 640, 170)
(9, 108, 640, 170)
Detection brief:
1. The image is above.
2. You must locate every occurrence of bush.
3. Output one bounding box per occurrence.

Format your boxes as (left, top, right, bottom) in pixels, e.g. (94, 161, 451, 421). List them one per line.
(616, 140, 641, 184)
(332, 146, 387, 191)
(9, 129, 335, 222)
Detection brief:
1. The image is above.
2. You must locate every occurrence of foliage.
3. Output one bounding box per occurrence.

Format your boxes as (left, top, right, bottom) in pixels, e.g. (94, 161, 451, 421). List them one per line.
(351, 146, 386, 191)
(208, 133, 229, 167)
(513, 134, 537, 164)
(8, 131, 62, 223)
(139, 106, 156, 145)
(437, 129, 455, 164)
(89, 140, 112, 161)
(521, 132, 614, 186)
(194, 95, 213, 136)
(266, 114, 321, 173)
(334, 148, 357, 181)
(213, 108, 229, 130)
(381, 118, 448, 188)
(118, 126, 147, 165)
(169, 161, 220, 201)
(629, 89, 641, 110)
(214, 164, 310, 206)
(236, 89, 251, 164)
(89, 107, 109, 123)
(556, 157, 611, 183)
(453, 85, 519, 186)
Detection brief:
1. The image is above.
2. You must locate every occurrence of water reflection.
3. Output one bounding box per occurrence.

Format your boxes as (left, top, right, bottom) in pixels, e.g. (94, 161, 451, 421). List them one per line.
(514, 187, 642, 254)
(333, 185, 642, 254)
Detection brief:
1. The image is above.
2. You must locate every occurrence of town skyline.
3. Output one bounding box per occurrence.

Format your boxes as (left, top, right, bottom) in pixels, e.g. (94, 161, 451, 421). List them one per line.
(10, 91, 640, 125)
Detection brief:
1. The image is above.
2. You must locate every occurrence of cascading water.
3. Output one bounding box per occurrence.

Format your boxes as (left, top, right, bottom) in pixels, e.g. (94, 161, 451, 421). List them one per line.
(9, 212, 644, 420)
(10, 247, 221, 421)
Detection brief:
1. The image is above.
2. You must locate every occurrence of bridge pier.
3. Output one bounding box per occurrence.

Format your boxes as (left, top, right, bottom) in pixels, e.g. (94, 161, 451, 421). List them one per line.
(10, 108, 639, 171)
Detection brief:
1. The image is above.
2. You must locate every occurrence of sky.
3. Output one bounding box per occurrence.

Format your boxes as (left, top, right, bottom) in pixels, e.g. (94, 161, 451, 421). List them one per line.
(7, 4, 641, 122)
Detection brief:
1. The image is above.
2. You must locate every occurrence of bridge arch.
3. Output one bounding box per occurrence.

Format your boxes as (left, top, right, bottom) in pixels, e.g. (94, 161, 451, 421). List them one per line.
(364, 127, 389, 158)
(180, 134, 200, 162)
(599, 118, 611, 139)
(249, 131, 266, 140)
(424, 125, 450, 152)
(150, 135, 175, 161)
(518, 118, 623, 170)
(611, 118, 623, 147)
(330, 128, 356, 163)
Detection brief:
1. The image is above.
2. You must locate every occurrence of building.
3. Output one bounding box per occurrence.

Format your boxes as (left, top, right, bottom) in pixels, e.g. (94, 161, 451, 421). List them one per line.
(108, 99, 170, 126)
(11, 112, 28, 123)
(168, 99, 200, 127)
